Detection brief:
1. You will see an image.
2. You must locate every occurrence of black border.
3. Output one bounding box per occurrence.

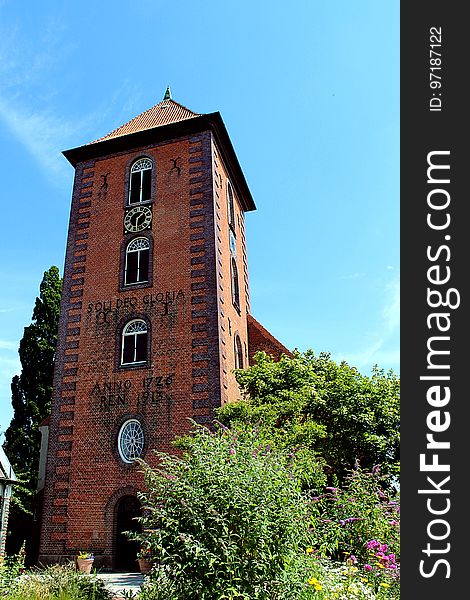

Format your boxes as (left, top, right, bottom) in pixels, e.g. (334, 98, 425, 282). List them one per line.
(401, 4, 467, 597)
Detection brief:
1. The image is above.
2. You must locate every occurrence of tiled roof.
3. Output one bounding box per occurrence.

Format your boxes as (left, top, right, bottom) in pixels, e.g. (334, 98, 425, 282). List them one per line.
(90, 99, 201, 144)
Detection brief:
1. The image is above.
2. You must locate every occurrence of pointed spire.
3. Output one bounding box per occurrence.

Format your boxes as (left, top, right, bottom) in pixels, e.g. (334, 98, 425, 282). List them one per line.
(163, 85, 172, 101)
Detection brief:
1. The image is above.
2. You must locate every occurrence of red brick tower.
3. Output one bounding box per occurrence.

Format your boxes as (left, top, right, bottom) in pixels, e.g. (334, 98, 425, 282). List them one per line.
(38, 90, 289, 569)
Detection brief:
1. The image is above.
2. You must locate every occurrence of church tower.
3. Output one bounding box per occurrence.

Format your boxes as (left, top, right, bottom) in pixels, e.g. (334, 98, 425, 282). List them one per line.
(38, 91, 288, 568)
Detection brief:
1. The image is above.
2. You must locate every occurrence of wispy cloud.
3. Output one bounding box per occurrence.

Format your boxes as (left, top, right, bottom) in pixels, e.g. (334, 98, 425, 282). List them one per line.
(0, 97, 79, 179)
(0, 17, 100, 185)
(0, 340, 18, 351)
(339, 274, 400, 372)
(340, 272, 365, 280)
(382, 277, 400, 334)
(0, 306, 25, 314)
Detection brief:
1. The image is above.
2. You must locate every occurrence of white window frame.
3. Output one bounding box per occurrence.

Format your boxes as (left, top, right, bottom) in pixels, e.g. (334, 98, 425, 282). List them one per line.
(129, 158, 153, 205)
(124, 237, 150, 285)
(121, 319, 148, 365)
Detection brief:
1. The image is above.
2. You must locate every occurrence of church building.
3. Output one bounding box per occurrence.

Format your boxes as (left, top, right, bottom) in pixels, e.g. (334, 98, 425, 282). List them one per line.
(38, 89, 289, 569)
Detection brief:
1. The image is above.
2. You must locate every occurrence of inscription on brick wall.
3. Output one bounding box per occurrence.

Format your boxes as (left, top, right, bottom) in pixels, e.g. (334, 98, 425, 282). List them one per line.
(87, 290, 185, 323)
(91, 374, 174, 411)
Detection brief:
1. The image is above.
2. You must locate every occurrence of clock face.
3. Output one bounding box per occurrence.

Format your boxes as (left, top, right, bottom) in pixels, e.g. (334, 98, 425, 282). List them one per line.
(124, 205, 152, 233)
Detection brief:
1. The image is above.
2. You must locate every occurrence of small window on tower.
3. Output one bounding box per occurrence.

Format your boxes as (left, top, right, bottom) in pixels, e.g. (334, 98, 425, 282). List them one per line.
(227, 180, 236, 233)
(234, 334, 244, 369)
(129, 158, 153, 204)
(121, 319, 148, 365)
(125, 237, 150, 285)
(230, 257, 240, 311)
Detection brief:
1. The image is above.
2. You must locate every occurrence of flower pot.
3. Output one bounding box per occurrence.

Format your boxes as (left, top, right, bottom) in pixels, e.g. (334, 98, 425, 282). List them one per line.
(76, 557, 94, 574)
(138, 558, 153, 574)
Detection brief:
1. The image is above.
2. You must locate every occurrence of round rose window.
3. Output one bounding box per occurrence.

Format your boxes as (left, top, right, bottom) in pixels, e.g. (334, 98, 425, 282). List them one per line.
(118, 419, 145, 464)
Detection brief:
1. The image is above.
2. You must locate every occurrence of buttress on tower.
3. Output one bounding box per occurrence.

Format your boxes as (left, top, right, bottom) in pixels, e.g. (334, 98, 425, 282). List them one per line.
(37, 92, 290, 569)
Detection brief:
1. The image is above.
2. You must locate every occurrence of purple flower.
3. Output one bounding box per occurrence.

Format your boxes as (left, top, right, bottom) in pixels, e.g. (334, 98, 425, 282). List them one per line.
(364, 564, 372, 572)
(325, 487, 338, 492)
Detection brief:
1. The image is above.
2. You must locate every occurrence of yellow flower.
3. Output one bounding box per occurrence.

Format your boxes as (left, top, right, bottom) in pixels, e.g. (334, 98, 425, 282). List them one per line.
(380, 582, 390, 588)
(306, 547, 314, 554)
(361, 578, 368, 583)
(308, 577, 320, 585)
(376, 562, 385, 569)
(350, 566, 358, 572)
(314, 584, 323, 591)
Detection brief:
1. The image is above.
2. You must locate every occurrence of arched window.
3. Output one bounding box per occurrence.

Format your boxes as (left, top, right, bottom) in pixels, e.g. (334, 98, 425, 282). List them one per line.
(234, 334, 244, 369)
(125, 237, 150, 285)
(227, 180, 235, 232)
(129, 158, 153, 204)
(231, 257, 240, 310)
(118, 419, 145, 463)
(121, 319, 148, 365)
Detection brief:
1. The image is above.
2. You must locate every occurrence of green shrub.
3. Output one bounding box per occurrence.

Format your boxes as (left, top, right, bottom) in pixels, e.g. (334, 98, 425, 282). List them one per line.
(217, 351, 400, 483)
(131, 423, 314, 599)
(307, 466, 400, 597)
(0, 543, 26, 594)
(1, 562, 112, 600)
(309, 467, 400, 560)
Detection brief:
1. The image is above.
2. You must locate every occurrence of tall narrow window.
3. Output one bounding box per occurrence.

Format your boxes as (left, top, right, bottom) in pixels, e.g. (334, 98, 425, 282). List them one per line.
(125, 237, 150, 285)
(234, 334, 244, 369)
(129, 158, 153, 204)
(231, 257, 240, 310)
(227, 180, 235, 232)
(121, 320, 148, 365)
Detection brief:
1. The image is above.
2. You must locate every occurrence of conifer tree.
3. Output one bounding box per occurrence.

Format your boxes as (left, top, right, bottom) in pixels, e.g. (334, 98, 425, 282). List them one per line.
(2, 266, 62, 555)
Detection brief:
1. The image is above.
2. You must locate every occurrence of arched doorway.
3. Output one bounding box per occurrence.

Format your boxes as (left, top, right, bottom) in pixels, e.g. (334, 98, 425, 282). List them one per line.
(114, 495, 142, 571)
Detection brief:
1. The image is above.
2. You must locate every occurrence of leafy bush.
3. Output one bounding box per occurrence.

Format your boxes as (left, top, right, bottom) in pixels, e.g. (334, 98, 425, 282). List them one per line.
(0, 543, 26, 594)
(309, 467, 400, 561)
(1, 561, 112, 600)
(218, 351, 400, 483)
(131, 423, 314, 599)
(306, 466, 400, 597)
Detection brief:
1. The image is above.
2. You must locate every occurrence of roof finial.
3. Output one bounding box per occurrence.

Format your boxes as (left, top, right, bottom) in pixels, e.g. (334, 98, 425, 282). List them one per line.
(163, 85, 172, 101)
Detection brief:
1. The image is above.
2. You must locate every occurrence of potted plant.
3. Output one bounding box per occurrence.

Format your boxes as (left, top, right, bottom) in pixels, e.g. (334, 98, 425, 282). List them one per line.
(137, 547, 153, 574)
(76, 551, 94, 574)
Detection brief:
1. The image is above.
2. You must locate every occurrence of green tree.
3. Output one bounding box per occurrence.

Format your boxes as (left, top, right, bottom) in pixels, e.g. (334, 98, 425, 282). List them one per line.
(131, 424, 317, 600)
(217, 350, 400, 483)
(2, 266, 62, 555)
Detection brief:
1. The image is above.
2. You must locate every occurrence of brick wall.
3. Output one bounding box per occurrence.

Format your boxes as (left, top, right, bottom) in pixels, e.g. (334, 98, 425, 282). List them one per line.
(38, 130, 228, 568)
(38, 114, 288, 569)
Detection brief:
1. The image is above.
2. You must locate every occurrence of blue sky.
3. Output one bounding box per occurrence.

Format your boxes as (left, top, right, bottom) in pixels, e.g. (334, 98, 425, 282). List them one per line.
(0, 1, 399, 434)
